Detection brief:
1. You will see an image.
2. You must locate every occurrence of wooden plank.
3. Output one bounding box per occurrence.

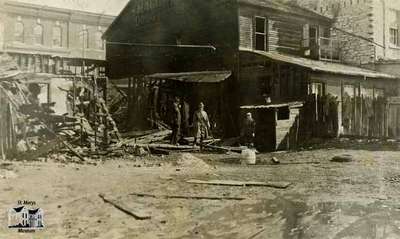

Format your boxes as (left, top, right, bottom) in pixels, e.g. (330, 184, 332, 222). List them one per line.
(136, 143, 194, 150)
(99, 194, 151, 220)
(186, 179, 292, 189)
(130, 192, 246, 201)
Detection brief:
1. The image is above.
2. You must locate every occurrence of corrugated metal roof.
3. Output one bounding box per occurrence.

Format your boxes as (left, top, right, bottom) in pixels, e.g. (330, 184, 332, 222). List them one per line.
(146, 71, 232, 83)
(240, 49, 398, 79)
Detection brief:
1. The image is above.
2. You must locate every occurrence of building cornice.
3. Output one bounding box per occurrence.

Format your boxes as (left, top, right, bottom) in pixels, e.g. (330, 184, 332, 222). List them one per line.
(2, 1, 115, 26)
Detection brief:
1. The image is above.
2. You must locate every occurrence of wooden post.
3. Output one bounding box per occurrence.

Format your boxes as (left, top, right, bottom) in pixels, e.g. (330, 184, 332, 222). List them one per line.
(103, 77, 109, 146)
(0, 92, 5, 160)
(7, 103, 15, 151)
(359, 82, 363, 136)
(339, 79, 344, 136)
(72, 76, 76, 115)
(353, 85, 357, 135)
(127, 77, 132, 126)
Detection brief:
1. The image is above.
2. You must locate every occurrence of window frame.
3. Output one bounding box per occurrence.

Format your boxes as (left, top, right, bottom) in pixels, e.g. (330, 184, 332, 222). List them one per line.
(79, 27, 90, 49)
(14, 19, 24, 43)
(390, 27, 399, 46)
(95, 30, 104, 50)
(52, 25, 63, 47)
(33, 23, 44, 45)
(254, 16, 267, 51)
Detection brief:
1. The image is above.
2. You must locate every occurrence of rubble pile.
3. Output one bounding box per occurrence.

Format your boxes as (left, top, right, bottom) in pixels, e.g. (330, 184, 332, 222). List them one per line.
(0, 69, 121, 162)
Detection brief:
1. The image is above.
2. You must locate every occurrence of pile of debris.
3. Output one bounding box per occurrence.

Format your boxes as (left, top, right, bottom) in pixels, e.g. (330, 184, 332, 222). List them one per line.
(0, 56, 121, 161)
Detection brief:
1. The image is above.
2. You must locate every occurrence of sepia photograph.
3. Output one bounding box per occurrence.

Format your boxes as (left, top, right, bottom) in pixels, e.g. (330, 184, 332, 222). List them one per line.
(1, 0, 400, 238)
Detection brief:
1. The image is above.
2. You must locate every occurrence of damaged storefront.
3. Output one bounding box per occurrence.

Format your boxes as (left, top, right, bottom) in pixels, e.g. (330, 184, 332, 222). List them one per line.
(0, 59, 120, 160)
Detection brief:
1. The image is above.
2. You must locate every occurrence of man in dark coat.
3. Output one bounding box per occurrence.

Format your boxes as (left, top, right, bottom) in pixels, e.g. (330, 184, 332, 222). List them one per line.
(170, 97, 181, 145)
(241, 112, 256, 147)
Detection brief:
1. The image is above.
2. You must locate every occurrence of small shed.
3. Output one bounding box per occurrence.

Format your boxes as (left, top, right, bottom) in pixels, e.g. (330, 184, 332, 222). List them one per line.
(240, 102, 303, 152)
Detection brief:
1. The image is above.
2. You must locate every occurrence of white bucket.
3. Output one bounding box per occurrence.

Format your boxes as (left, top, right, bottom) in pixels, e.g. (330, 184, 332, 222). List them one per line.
(241, 149, 256, 165)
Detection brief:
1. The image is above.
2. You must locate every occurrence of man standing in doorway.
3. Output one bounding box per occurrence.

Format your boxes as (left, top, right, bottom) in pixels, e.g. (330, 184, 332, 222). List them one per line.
(193, 102, 210, 148)
(170, 97, 181, 145)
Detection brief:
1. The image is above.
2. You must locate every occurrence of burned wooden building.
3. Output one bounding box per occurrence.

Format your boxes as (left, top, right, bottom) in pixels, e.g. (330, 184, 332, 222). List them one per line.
(104, 0, 400, 151)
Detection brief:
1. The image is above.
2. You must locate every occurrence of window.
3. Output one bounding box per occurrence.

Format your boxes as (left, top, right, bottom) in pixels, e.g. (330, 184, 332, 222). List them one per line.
(390, 10, 400, 46)
(34, 24, 43, 45)
(255, 17, 267, 51)
(52, 24, 62, 47)
(14, 18, 24, 42)
(309, 82, 325, 96)
(390, 28, 399, 46)
(79, 25, 89, 49)
(277, 106, 290, 120)
(95, 30, 104, 50)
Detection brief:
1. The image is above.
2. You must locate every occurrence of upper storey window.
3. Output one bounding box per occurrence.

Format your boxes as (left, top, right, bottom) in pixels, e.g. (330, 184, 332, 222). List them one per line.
(80, 25, 89, 49)
(389, 10, 400, 46)
(255, 17, 267, 51)
(52, 21, 62, 47)
(14, 16, 24, 43)
(34, 19, 44, 45)
(95, 27, 104, 50)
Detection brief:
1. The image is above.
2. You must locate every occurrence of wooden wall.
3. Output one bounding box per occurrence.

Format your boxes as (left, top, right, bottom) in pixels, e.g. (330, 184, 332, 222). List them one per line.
(238, 51, 309, 105)
(106, 0, 239, 79)
(238, 4, 331, 56)
(310, 72, 399, 138)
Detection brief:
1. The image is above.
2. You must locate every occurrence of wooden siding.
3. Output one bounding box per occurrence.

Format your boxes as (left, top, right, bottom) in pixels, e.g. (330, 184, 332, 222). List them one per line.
(239, 16, 253, 49)
(238, 4, 331, 56)
(106, 0, 239, 79)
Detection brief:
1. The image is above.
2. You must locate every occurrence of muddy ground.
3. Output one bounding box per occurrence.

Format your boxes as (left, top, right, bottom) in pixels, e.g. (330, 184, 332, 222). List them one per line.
(1, 143, 400, 238)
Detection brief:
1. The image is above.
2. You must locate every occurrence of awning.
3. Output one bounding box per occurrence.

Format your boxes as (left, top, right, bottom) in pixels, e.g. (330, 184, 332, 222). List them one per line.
(240, 49, 398, 79)
(240, 101, 304, 109)
(146, 71, 232, 83)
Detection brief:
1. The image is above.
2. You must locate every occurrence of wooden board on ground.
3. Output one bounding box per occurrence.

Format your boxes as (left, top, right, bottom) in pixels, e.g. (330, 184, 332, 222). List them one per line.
(130, 192, 246, 201)
(186, 179, 292, 189)
(123, 130, 172, 145)
(137, 143, 194, 150)
(99, 194, 151, 220)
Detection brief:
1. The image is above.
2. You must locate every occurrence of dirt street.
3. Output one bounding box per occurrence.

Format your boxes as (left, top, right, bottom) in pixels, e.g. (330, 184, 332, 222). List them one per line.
(1, 147, 400, 239)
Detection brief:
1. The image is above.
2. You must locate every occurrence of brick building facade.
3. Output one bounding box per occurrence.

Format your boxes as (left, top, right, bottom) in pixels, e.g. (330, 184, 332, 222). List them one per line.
(0, 0, 115, 75)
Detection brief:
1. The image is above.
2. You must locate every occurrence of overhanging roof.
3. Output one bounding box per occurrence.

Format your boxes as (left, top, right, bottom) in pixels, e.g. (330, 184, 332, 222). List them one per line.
(240, 49, 398, 80)
(241, 101, 304, 109)
(238, 0, 332, 22)
(146, 71, 232, 83)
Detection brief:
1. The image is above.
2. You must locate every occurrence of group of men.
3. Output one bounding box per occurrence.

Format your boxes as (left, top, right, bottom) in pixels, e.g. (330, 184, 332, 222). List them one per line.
(170, 97, 211, 147)
(170, 96, 257, 148)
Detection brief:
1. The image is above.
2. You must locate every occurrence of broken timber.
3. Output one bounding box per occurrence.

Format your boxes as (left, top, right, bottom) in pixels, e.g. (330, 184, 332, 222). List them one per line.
(130, 192, 246, 201)
(187, 179, 292, 189)
(98, 194, 151, 220)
